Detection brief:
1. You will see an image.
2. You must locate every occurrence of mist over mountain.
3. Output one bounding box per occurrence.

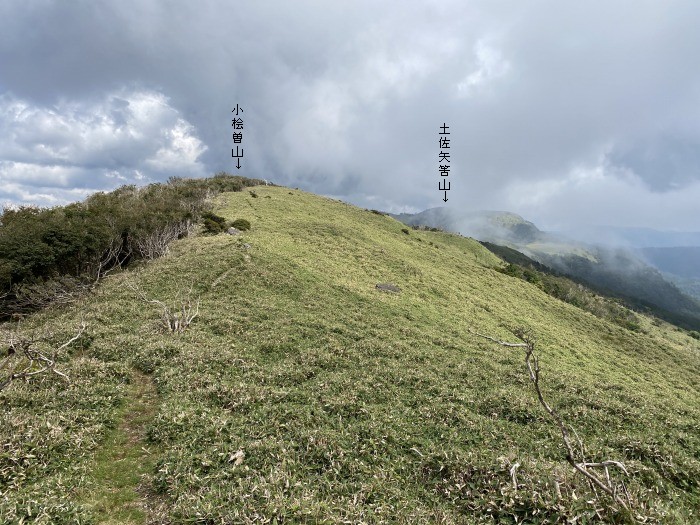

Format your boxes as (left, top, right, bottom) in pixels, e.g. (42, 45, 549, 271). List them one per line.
(394, 207, 700, 330)
(639, 247, 700, 302)
(557, 227, 700, 304)
(391, 208, 546, 245)
(640, 247, 700, 279)
(560, 226, 700, 248)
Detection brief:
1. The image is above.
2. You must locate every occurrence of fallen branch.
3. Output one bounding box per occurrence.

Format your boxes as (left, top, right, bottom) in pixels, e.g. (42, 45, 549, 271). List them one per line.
(1, 321, 86, 392)
(469, 327, 631, 511)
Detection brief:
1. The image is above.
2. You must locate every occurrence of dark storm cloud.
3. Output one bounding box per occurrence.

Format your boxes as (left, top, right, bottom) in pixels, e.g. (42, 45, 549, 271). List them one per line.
(2, 1, 700, 229)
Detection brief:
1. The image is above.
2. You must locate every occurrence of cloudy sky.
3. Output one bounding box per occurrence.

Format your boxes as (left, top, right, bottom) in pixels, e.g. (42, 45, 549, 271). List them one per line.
(2, 1, 700, 231)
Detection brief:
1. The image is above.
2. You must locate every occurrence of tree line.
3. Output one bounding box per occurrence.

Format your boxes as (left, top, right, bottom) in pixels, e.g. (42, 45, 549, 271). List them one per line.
(0, 173, 264, 317)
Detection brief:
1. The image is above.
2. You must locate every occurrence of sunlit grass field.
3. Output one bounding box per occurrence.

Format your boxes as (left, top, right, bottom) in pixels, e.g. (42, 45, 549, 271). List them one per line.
(2, 186, 699, 523)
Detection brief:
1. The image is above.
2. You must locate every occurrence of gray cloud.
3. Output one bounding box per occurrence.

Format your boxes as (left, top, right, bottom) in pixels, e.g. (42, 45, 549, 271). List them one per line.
(610, 136, 700, 191)
(0, 89, 206, 205)
(2, 1, 700, 229)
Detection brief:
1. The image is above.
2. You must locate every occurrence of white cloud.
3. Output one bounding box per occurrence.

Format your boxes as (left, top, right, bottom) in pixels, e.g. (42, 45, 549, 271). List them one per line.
(504, 161, 700, 231)
(457, 39, 511, 96)
(145, 118, 208, 172)
(0, 89, 207, 207)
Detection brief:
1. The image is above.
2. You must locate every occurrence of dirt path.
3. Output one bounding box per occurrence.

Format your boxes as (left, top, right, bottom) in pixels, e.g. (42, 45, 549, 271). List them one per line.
(82, 371, 161, 524)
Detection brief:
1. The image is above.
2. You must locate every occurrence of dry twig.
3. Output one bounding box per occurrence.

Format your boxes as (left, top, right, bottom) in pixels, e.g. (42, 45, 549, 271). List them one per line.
(128, 282, 199, 333)
(510, 461, 521, 490)
(1, 321, 86, 391)
(469, 327, 631, 511)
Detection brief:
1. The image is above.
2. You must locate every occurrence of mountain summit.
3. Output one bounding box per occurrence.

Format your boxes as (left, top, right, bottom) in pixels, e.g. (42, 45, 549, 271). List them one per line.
(392, 208, 544, 244)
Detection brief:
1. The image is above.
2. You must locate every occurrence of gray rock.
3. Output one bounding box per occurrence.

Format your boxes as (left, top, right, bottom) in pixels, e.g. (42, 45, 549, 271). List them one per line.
(376, 283, 401, 293)
(227, 227, 241, 235)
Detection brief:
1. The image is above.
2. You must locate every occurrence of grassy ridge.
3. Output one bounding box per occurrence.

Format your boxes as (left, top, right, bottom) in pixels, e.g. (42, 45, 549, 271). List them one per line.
(1, 186, 699, 523)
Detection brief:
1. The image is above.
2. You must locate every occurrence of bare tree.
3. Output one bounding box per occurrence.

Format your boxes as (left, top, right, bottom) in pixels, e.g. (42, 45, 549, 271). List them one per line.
(94, 235, 132, 281)
(128, 282, 199, 333)
(1, 276, 92, 317)
(1, 321, 86, 392)
(134, 221, 193, 260)
(470, 327, 632, 512)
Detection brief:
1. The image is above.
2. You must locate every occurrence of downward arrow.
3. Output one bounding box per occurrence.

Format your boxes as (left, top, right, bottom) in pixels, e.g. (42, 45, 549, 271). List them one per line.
(236, 158, 241, 169)
(442, 191, 448, 202)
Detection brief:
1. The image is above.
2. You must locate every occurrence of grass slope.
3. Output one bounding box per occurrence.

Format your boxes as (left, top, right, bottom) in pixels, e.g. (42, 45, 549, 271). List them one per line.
(1, 186, 699, 523)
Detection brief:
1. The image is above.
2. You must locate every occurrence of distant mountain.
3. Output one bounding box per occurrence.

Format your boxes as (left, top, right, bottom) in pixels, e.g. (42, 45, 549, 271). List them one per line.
(394, 207, 700, 330)
(391, 208, 545, 244)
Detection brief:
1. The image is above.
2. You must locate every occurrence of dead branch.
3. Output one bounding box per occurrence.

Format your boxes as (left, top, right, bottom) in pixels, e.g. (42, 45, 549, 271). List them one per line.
(95, 236, 132, 281)
(149, 296, 199, 333)
(134, 220, 191, 260)
(1, 321, 85, 392)
(1, 276, 92, 317)
(469, 327, 631, 511)
(128, 282, 199, 333)
(510, 461, 521, 490)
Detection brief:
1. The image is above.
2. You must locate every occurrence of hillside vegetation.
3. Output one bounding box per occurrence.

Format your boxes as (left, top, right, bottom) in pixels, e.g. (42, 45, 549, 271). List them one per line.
(0, 174, 263, 318)
(480, 242, 643, 332)
(1, 185, 699, 523)
(393, 207, 700, 331)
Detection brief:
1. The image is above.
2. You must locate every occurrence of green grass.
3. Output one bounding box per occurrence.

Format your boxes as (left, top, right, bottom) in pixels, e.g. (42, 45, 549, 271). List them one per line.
(79, 371, 160, 524)
(524, 242, 598, 261)
(1, 185, 699, 523)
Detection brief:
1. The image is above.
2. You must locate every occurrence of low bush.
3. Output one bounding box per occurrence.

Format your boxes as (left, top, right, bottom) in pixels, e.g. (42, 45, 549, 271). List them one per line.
(411, 224, 443, 232)
(203, 218, 225, 234)
(202, 212, 227, 226)
(231, 219, 251, 231)
(202, 212, 228, 234)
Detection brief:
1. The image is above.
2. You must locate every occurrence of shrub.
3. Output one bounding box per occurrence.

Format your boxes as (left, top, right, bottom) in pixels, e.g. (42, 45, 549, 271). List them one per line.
(0, 174, 266, 318)
(500, 263, 521, 278)
(202, 212, 227, 226)
(231, 219, 251, 231)
(401, 228, 410, 235)
(203, 218, 225, 234)
(202, 212, 228, 234)
(523, 269, 542, 287)
(412, 225, 443, 232)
